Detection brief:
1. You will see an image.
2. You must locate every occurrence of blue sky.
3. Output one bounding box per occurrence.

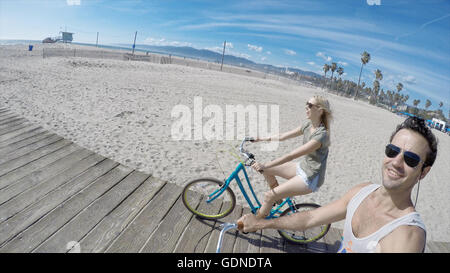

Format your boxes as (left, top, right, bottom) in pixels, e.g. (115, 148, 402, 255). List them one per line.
(1, 0, 449, 115)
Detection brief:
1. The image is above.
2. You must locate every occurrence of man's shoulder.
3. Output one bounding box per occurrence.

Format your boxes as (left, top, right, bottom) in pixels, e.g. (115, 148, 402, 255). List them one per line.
(341, 182, 374, 204)
(379, 225, 426, 253)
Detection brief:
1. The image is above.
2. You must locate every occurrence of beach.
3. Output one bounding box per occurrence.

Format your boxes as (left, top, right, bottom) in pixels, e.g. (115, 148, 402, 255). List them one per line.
(0, 43, 449, 242)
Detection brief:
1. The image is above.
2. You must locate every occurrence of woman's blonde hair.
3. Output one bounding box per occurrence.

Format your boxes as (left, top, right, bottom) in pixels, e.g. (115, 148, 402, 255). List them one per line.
(312, 95, 333, 132)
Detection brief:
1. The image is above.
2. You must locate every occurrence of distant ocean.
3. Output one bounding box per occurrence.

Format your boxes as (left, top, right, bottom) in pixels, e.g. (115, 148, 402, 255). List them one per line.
(0, 39, 163, 55)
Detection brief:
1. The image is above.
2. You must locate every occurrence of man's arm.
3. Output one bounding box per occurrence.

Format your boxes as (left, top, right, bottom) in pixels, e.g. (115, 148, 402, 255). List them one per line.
(238, 183, 370, 233)
(377, 225, 426, 253)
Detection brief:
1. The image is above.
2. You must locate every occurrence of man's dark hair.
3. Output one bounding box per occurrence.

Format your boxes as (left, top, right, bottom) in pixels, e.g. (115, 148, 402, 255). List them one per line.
(390, 116, 438, 170)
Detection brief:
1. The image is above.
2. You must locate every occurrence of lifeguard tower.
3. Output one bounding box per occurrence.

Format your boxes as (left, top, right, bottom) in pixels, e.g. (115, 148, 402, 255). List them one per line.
(431, 118, 447, 132)
(60, 31, 74, 43)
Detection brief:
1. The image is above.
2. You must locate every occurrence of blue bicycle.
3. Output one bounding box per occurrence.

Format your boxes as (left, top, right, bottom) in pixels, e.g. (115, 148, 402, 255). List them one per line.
(182, 137, 330, 244)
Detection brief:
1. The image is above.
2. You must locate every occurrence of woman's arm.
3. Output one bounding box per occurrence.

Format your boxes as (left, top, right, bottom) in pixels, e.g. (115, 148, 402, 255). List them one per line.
(258, 126, 302, 142)
(263, 139, 321, 169)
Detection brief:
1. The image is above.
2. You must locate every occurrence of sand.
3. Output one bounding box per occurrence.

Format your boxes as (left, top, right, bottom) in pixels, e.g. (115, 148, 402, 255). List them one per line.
(0, 43, 449, 242)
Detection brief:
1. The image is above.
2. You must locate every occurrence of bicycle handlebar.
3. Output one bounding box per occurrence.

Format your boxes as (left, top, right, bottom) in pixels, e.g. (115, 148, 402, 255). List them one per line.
(216, 221, 246, 253)
(239, 137, 264, 173)
(216, 222, 238, 253)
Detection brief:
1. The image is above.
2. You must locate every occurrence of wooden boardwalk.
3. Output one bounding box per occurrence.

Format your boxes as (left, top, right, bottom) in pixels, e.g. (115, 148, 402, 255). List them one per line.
(0, 107, 448, 253)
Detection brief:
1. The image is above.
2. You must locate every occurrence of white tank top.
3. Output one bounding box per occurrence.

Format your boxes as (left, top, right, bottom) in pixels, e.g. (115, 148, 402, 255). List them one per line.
(337, 184, 426, 253)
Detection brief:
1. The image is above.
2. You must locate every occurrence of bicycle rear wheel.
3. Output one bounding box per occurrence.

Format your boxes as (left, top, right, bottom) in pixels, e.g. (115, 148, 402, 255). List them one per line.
(182, 178, 236, 220)
(277, 203, 331, 244)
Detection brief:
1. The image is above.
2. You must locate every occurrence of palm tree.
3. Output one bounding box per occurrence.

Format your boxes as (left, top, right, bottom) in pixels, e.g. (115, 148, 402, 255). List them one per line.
(372, 80, 380, 104)
(439, 101, 443, 108)
(336, 67, 344, 92)
(337, 67, 344, 78)
(355, 51, 371, 100)
(323, 64, 330, 89)
(396, 82, 403, 93)
(425, 99, 432, 110)
(374, 69, 383, 103)
(413, 99, 420, 115)
(330, 62, 337, 89)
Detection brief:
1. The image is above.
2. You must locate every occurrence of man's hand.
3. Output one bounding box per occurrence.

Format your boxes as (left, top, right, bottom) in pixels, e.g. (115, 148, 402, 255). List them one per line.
(237, 213, 263, 233)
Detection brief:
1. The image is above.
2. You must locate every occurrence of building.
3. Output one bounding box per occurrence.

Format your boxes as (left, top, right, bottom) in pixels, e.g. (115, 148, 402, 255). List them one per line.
(61, 32, 74, 43)
(431, 118, 448, 133)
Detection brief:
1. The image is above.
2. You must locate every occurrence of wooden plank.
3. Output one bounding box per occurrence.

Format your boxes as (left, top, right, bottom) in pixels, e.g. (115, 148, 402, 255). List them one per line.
(0, 124, 41, 143)
(0, 117, 26, 128)
(0, 134, 63, 165)
(260, 225, 285, 253)
(173, 194, 222, 253)
(204, 203, 243, 253)
(33, 171, 151, 253)
(426, 241, 450, 253)
(0, 148, 93, 205)
(0, 131, 53, 156)
(0, 146, 93, 222)
(0, 157, 116, 248)
(0, 141, 77, 190)
(321, 227, 343, 253)
(233, 207, 262, 253)
(105, 183, 183, 253)
(0, 122, 34, 137)
(79, 176, 166, 253)
(0, 138, 72, 178)
(0, 164, 133, 252)
(0, 113, 17, 122)
(0, 127, 46, 150)
(140, 194, 200, 253)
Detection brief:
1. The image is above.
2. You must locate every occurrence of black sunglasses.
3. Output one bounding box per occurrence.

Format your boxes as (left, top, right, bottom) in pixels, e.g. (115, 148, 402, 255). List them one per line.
(306, 102, 318, 109)
(385, 144, 422, 168)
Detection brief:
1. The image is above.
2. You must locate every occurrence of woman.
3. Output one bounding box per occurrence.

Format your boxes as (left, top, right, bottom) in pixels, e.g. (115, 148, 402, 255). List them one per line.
(251, 95, 332, 219)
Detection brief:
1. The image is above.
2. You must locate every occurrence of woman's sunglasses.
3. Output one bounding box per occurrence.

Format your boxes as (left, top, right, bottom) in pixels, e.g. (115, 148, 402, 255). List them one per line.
(306, 102, 318, 109)
(385, 144, 421, 168)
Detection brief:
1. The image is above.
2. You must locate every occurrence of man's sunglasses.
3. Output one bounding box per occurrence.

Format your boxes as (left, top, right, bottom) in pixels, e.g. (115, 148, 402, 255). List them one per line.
(306, 102, 318, 109)
(385, 144, 421, 168)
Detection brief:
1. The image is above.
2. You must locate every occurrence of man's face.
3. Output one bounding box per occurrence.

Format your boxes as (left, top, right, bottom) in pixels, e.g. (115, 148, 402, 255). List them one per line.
(382, 129, 430, 191)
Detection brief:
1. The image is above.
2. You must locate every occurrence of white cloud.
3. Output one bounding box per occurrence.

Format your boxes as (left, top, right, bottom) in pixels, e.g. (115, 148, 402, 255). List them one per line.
(316, 51, 332, 62)
(266, 51, 271, 55)
(367, 0, 381, 6)
(402, 75, 417, 85)
(247, 44, 262, 52)
(307, 61, 315, 66)
(143, 37, 192, 47)
(67, 0, 81, 6)
(284, 49, 296, 56)
(338, 61, 348, 66)
(261, 56, 267, 61)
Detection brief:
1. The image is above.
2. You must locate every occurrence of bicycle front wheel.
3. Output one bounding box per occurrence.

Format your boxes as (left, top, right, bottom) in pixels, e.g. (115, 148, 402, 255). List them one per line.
(182, 178, 236, 220)
(277, 203, 331, 244)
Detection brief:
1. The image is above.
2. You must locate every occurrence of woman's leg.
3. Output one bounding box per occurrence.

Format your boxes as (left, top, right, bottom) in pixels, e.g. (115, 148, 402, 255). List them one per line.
(261, 162, 297, 189)
(256, 175, 312, 219)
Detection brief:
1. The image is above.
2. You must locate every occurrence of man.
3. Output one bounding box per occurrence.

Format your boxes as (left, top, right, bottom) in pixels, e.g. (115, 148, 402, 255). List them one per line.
(238, 116, 438, 253)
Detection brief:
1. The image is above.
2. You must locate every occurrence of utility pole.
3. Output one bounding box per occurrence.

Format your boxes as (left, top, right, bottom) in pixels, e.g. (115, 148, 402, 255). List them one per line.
(220, 40, 226, 71)
(132, 31, 137, 55)
(96, 32, 99, 47)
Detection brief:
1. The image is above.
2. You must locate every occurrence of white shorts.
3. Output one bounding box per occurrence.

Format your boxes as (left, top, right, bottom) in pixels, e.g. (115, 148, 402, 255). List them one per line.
(296, 165, 319, 192)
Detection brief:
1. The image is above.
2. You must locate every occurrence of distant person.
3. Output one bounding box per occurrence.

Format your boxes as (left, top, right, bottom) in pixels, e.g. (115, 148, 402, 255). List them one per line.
(250, 95, 332, 219)
(239, 116, 438, 253)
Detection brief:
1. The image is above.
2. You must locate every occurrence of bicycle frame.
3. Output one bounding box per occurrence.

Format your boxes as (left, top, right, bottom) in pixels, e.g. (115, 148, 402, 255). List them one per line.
(206, 162, 295, 218)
